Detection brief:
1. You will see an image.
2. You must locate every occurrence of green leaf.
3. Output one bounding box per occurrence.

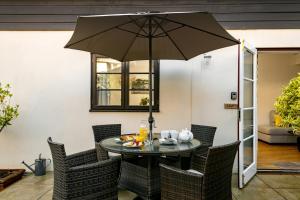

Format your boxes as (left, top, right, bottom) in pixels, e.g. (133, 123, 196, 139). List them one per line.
(275, 73, 300, 134)
(0, 82, 19, 133)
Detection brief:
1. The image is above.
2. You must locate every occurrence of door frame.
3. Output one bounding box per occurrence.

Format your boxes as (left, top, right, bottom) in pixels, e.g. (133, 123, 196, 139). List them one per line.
(256, 47, 300, 173)
(238, 40, 258, 188)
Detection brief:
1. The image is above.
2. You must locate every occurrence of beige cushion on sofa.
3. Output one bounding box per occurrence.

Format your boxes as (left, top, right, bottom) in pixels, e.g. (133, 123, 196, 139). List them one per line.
(258, 125, 293, 136)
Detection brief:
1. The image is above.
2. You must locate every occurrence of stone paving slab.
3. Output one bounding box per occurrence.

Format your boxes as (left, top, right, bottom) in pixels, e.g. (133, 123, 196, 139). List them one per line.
(275, 189, 300, 200)
(0, 172, 299, 200)
(257, 174, 300, 189)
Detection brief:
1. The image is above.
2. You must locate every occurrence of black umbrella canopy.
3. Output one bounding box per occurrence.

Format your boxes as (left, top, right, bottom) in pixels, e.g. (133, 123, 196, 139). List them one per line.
(65, 11, 239, 61)
(65, 11, 239, 142)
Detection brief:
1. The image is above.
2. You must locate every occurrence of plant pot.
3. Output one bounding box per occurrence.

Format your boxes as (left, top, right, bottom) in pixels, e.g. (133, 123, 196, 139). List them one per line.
(297, 137, 300, 152)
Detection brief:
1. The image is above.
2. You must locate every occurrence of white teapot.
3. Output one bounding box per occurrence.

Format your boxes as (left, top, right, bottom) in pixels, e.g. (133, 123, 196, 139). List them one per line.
(178, 128, 193, 142)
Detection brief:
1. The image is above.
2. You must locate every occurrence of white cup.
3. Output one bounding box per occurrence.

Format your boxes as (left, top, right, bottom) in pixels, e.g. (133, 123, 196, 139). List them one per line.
(170, 130, 179, 139)
(160, 130, 170, 139)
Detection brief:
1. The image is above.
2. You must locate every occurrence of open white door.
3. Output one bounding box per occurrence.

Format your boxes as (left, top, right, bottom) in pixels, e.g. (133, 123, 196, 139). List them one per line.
(238, 40, 257, 188)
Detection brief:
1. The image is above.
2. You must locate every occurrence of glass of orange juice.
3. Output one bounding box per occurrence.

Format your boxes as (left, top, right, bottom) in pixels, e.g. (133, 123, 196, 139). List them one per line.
(139, 120, 148, 142)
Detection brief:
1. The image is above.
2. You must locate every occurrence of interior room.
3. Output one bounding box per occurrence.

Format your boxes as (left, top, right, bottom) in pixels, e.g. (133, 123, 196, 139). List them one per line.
(257, 50, 300, 171)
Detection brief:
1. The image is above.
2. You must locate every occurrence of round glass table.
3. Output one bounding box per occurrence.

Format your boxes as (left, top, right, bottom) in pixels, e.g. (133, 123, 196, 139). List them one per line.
(100, 137, 201, 156)
(100, 137, 201, 200)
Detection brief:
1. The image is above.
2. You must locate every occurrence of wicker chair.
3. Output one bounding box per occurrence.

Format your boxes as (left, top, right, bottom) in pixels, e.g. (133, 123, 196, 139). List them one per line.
(160, 141, 240, 200)
(92, 124, 121, 160)
(47, 137, 120, 200)
(92, 124, 136, 161)
(163, 124, 217, 169)
(92, 124, 121, 143)
(191, 124, 217, 155)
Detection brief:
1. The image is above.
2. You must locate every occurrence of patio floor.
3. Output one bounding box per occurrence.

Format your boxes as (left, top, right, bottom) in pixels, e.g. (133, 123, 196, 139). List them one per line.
(0, 172, 299, 200)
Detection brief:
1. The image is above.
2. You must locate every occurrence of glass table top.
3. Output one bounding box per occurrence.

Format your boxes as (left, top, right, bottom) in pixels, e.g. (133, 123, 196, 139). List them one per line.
(100, 137, 201, 156)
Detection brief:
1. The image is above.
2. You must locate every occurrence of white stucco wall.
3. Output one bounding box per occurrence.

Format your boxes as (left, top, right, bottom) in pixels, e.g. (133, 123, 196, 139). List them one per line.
(0, 31, 192, 169)
(1, 29, 300, 171)
(191, 46, 239, 146)
(191, 29, 300, 172)
(191, 29, 300, 145)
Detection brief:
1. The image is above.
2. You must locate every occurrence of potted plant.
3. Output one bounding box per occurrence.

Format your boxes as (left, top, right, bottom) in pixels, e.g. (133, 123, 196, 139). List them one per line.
(0, 83, 23, 190)
(0, 83, 19, 133)
(274, 73, 300, 151)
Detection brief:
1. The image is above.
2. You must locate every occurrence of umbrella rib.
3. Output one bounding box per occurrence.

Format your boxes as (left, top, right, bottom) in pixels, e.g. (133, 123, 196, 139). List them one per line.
(120, 18, 148, 61)
(153, 25, 185, 38)
(65, 16, 144, 48)
(152, 14, 168, 36)
(116, 27, 147, 38)
(128, 16, 148, 35)
(154, 15, 239, 44)
(153, 17, 188, 60)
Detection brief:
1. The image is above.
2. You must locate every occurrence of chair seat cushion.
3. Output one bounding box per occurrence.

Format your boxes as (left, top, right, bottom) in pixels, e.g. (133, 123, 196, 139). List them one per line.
(258, 125, 293, 136)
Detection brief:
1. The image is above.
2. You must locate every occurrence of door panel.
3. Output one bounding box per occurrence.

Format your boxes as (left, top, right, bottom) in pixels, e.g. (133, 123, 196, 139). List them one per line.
(239, 40, 257, 188)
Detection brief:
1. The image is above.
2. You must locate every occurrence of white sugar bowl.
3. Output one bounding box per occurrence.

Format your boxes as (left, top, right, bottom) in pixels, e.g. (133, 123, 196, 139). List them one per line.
(178, 128, 193, 142)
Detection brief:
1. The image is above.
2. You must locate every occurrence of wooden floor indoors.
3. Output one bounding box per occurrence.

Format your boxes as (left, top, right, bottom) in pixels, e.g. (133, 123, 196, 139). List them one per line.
(258, 140, 300, 170)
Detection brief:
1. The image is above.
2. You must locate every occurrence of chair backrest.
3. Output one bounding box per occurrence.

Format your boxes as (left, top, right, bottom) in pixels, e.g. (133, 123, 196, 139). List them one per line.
(191, 124, 216, 146)
(47, 137, 67, 171)
(202, 141, 240, 200)
(92, 124, 121, 142)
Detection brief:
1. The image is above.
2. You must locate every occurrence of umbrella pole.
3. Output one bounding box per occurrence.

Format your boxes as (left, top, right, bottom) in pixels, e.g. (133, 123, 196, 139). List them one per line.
(148, 16, 154, 144)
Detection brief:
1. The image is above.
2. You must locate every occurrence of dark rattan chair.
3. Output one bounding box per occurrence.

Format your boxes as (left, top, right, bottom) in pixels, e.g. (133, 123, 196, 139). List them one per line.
(92, 124, 121, 143)
(163, 124, 217, 169)
(92, 124, 141, 197)
(92, 124, 136, 161)
(47, 137, 120, 200)
(92, 124, 121, 160)
(119, 157, 161, 200)
(160, 141, 240, 200)
(191, 124, 217, 156)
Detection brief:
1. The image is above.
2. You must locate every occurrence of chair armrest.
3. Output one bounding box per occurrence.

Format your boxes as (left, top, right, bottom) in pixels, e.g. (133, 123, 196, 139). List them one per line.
(66, 157, 120, 191)
(95, 142, 109, 161)
(160, 164, 203, 200)
(195, 144, 211, 156)
(66, 149, 98, 167)
(68, 156, 120, 179)
(180, 144, 211, 158)
(191, 153, 207, 173)
(69, 156, 120, 172)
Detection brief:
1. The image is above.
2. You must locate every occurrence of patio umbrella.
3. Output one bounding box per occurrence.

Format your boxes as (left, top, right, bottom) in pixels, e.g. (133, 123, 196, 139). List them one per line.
(65, 11, 239, 142)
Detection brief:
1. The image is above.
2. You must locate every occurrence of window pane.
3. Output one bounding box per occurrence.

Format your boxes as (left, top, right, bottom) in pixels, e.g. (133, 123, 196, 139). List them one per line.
(129, 60, 154, 73)
(244, 79, 253, 108)
(96, 57, 121, 73)
(244, 49, 253, 79)
(97, 90, 121, 106)
(243, 137, 254, 170)
(129, 91, 154, 106)
(243, 110, 254, 139)
(130, 74, 154, 90)
(97, 74, 121, 89)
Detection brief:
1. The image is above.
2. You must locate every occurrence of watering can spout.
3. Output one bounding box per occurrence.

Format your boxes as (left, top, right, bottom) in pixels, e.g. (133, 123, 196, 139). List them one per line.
(21, 154, 51, 176)
(22, 161, 35, 174)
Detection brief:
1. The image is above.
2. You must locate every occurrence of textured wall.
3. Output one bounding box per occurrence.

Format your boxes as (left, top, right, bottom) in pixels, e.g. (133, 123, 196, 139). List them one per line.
(0, 0, 300, 30)
(0, 31, 192, 169)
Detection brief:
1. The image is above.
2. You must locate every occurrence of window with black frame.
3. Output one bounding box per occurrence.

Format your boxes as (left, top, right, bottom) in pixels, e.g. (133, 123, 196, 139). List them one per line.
(91, 54, 159, 112)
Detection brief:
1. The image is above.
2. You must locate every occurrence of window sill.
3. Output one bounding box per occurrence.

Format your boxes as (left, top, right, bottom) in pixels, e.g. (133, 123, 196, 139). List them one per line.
(89, 108, 160, 112)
